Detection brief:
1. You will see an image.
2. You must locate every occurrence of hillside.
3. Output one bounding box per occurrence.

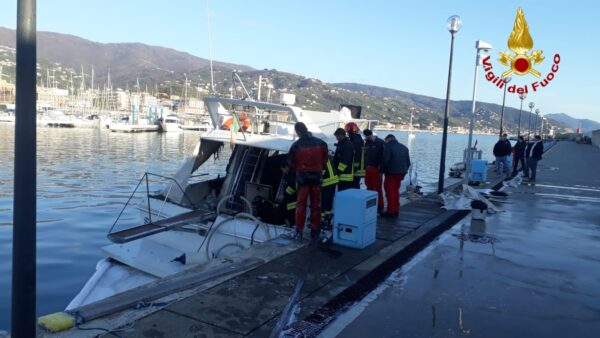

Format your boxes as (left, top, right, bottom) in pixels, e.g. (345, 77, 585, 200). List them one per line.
(545, 113, 600, 134)
(332, 83, 569, 134)
(0, 26, 574, 134)
(0, 26, 252, 86)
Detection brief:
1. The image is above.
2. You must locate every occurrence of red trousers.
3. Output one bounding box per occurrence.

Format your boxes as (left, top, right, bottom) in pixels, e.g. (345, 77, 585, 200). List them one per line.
(295, 184, 321, 232)
(365, 166, 384, 209)
(383, 173, 404, 214)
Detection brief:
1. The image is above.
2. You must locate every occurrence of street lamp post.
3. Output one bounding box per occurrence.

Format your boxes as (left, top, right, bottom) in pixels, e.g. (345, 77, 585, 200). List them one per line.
(541, 117, 546, 140)
(527, 102, 535, 142)
(437, 15, 462, 194)
(517, 93, 526, 136)
(465, 39, 492, 184)
(499, 76, 511, 137)
(535, 108, 541, 136)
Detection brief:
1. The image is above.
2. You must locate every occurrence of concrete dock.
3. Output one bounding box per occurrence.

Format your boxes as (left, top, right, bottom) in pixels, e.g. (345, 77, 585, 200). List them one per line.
(69, 185, 488, 337)
(94, 199, 469, 337)
(326, 141, 600, 338)
(40, 144, 583, 338)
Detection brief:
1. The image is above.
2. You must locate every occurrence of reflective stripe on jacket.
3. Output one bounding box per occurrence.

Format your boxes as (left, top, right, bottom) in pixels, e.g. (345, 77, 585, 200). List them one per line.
(334, 137, 354, 182)
(322, 157, 338, 187)
(350, 133, 365, 177)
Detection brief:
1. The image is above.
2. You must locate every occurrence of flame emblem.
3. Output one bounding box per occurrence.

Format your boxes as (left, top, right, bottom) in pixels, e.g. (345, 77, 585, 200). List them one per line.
(498, 8, 544, 78)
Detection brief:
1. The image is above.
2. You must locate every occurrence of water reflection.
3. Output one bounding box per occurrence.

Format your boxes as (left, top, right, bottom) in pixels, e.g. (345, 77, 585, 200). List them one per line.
(0, 124, 228, 330)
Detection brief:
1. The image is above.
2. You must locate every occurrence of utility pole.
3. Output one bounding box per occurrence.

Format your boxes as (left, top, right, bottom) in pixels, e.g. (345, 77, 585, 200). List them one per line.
(12, 0, 37, 336)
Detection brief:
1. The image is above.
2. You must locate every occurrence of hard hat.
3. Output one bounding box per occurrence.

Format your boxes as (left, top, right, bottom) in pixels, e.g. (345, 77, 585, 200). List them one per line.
(344, 122, 360, 133)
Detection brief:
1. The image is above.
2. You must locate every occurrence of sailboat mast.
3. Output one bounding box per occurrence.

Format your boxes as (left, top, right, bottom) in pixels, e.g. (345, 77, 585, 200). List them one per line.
(206, 0, 215, 93)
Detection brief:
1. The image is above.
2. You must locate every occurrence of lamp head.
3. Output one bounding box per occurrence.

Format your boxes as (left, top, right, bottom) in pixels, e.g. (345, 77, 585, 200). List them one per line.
(529, 102, 535, 109)
(535, 108, 540, 115)
(475, 40, 493, 52)
(503, 76, 512, 84)
(519, 93, 527, 100)
(447, 15, 462, 34)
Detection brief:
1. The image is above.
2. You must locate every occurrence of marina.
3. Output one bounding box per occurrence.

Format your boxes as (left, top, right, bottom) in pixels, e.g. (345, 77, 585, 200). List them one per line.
(2, 2, 599, 337)
(0, 122, 500, 333)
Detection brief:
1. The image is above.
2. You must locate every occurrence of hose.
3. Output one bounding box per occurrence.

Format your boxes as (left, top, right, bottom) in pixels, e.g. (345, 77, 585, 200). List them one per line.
(204, 215, 236, 257)
(234, 212, 272, 242)
(213, 242, 246, 258)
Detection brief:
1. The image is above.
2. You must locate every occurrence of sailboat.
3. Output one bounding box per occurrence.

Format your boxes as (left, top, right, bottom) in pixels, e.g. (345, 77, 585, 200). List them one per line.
(408, 108, 416, 140)
(63, 94, 379, 316)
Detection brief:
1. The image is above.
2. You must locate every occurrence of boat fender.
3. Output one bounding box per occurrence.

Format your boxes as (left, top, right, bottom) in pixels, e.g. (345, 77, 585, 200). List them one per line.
(37, 312, 75, 332)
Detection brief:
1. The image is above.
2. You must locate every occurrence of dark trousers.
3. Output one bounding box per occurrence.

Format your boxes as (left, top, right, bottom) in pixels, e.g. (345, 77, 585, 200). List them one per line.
(295, 184, 321, 232)
(352, 176, 362, 189)
(525, 158, 539, 179)
(384, 174, 404, 215)
(337, 180, 354, 192)
(365, 166, 383, 209)
(512, 156, 525, 173)
(321, 184, 335, 219)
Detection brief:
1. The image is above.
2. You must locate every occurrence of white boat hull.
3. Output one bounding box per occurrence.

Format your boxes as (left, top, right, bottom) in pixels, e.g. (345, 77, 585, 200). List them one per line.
(160, 122, 183, 132)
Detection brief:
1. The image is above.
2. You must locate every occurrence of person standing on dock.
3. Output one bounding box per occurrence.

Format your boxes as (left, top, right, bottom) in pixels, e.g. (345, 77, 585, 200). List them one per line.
(363, 129, 385, 213)
(320, 153, 338, 229)
(524, 135, 544, 182)
(289, 122, 328, 239)
(381, 134, 410, 218)
(512, 136, 526, 176)
(280, 163, 297, 227)
(493, 134, 512, 177)
(334, 128, 355, 192)
(345, 122, 365, 189)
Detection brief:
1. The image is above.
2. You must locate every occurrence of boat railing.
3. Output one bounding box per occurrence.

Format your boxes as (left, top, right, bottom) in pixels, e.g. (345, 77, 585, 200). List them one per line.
(106, 172, 201, 242)
(251, 111, 295, 136)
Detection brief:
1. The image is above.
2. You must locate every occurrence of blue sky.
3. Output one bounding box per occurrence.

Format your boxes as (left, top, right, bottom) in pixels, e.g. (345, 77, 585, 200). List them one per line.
(1, 0, 598, 122)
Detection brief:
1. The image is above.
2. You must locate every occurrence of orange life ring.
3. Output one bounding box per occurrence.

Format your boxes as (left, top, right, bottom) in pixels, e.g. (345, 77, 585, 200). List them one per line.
(221, 112, 251, 131)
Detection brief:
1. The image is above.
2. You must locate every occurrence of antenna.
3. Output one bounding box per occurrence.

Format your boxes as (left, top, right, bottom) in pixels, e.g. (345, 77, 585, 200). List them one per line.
(206, 0, 215, 94)
(234, 71, 252, 99)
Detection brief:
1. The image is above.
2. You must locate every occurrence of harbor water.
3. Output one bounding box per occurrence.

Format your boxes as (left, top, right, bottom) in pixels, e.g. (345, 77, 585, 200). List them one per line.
(0, 124, 499, 330)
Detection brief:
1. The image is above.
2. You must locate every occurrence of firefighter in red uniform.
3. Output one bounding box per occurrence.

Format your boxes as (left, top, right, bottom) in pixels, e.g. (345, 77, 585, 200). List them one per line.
(288, 122, 328, 239)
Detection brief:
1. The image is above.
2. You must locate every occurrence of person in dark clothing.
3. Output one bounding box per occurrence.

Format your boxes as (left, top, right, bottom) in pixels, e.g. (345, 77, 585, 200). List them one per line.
(333, 128, 354, 191)
(280, 163, 297, 227)
(381, 134, 410, 217)
(345, 122, 365, 189)
(363, 129, 385, 212)
(493, 133, 512, 177)
(525, 135, 544, 181)
(512, 136, 526, 176)
(320, 154, 338, 229)
(288, 122, 328, 239)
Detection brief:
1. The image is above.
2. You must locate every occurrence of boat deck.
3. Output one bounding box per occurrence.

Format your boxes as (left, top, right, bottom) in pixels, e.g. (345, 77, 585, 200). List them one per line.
(98, 195, 474, 337)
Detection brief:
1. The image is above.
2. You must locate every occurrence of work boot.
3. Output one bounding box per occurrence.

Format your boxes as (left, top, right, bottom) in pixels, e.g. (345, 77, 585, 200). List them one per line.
(310, 227, 320, 239)
(294, 230, 303, 242)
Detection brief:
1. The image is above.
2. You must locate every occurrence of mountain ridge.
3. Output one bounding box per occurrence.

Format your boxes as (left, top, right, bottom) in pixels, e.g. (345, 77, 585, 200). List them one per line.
(0, 26, 590, 134)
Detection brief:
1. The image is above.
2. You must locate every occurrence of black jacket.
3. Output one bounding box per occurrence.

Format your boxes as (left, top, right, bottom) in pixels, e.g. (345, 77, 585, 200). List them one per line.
(493, 140, 512, 157)
(513, 140, 526, 159)
(526, 141, 543, 160)
(365, 137, 384, 167)
(381, 139, 411, 175)
(349, 132, 365, 176)
(333, 137, 354, 182)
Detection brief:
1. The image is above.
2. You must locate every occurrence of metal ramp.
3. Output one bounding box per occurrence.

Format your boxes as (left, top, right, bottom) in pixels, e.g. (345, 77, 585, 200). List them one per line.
(108, 209, 215, 244)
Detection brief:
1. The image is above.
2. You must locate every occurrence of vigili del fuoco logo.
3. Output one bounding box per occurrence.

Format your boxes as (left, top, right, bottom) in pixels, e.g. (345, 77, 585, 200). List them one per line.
(483, 8, 561, 94)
